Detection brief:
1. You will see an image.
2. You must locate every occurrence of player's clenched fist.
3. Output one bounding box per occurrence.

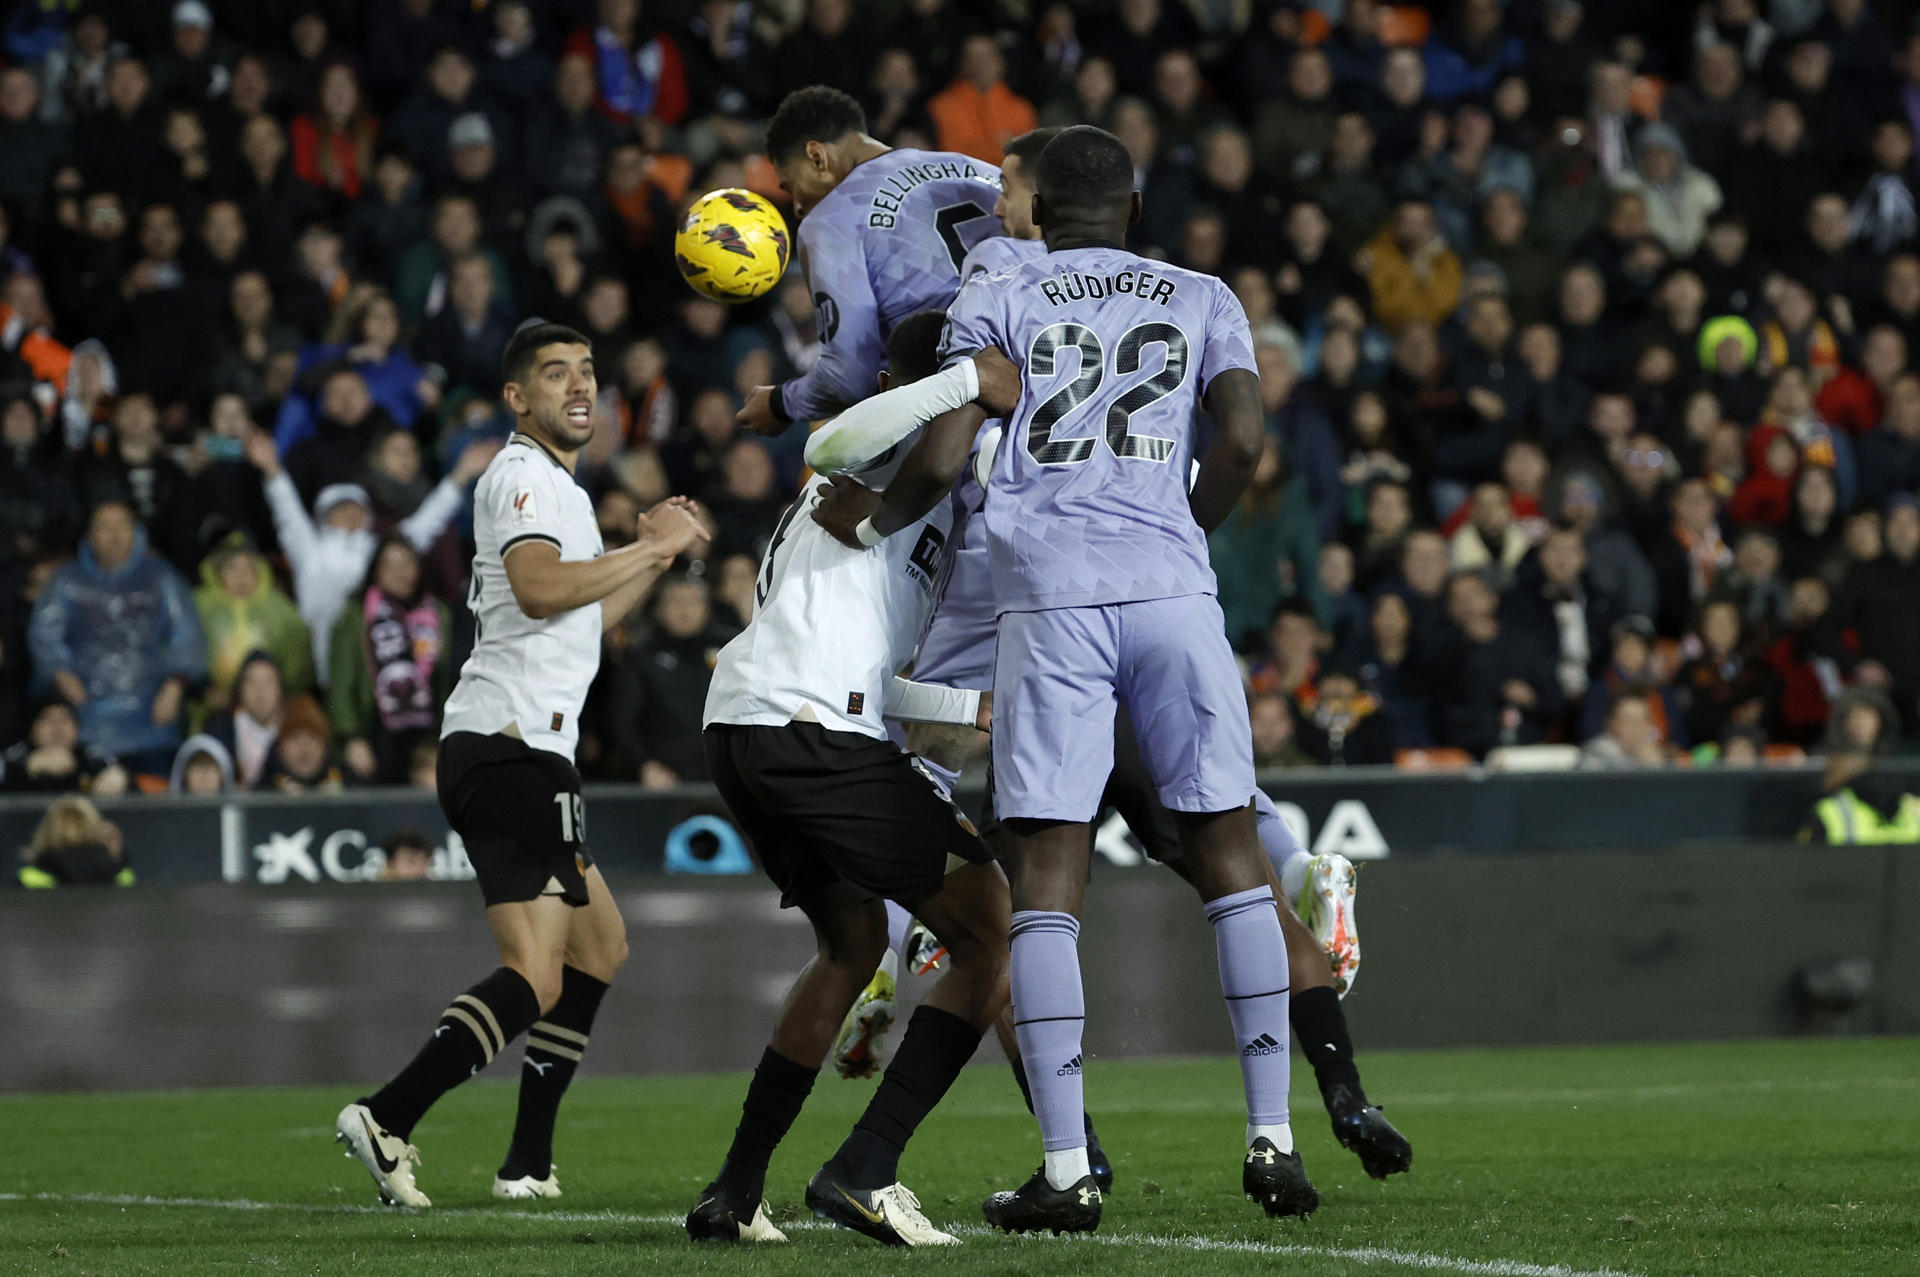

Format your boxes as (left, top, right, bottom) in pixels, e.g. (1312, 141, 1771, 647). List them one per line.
(970, 348, 1021, 416)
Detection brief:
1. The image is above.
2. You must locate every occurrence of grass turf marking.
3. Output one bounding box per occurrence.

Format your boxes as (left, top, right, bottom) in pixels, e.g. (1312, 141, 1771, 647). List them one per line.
(0, 1191, 1643, 1277)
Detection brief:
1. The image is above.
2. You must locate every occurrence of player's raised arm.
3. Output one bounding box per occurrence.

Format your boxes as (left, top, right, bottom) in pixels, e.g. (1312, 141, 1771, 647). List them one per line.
(804, 346, 1020, 475)
(1190, 367, 1265, 534)
(814, 405, 985, 549)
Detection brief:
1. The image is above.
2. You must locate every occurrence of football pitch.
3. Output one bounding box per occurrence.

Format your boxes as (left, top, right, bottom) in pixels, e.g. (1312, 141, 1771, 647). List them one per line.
(3, 1038, 1914, 1276)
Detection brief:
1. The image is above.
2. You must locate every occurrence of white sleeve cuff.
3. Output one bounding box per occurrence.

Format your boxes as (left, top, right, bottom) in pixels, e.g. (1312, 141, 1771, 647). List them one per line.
(883, 677, 981, 727)
(804, 359, 981, 476)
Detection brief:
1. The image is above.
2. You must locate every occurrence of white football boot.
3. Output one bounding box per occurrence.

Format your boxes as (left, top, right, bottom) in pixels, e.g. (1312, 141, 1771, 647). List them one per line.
(334, 1102, 430, 1208)
(492, 1165, 562, 1199)
(1297, 853, 1361, 997)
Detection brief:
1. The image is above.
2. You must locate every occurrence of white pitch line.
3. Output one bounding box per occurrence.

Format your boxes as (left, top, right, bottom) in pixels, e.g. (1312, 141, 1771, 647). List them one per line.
(0, 1191, 1641, 1277)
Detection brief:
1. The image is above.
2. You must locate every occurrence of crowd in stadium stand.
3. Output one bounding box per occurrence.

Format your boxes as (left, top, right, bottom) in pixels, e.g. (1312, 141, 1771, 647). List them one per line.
(1, 0, 1919, 799)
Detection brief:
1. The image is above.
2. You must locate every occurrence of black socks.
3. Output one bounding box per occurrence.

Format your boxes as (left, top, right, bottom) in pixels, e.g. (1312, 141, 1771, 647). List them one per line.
(367, 966, 542, 1140)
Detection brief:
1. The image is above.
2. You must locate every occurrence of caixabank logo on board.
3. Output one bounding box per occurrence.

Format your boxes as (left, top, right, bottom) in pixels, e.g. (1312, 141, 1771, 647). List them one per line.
(240, 825, 475, 885)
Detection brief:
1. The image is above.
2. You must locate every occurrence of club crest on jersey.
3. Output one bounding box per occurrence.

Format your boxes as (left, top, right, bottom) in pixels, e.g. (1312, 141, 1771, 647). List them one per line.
(511, 489, 538, 526)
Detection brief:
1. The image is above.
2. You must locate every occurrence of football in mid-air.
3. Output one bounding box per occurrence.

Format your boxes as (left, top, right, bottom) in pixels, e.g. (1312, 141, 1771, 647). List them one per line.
(674, 188, 790, 303)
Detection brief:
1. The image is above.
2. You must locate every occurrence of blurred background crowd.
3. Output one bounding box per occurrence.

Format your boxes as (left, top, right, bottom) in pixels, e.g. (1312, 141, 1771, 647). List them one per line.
(2, 0, 1920, 806)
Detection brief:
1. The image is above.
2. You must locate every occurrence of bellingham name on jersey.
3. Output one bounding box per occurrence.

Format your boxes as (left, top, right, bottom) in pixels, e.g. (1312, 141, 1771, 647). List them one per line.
(864, 157, 997, 228)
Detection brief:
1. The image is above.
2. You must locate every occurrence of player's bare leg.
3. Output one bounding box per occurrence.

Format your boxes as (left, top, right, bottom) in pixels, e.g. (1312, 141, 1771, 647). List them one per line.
(337, 894, 571, 1208)
(496, 868, 629, 1198)
(805, 860, 1010, 1246)
(690, 882, 884, 1243)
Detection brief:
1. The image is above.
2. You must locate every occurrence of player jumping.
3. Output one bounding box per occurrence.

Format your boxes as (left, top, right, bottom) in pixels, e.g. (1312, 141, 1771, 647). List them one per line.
(334, 322, 708, 1207)
(817, 126, 1317, 1232)
(811, 126, 1409, 1187)
(687, 315, 1022, 1247)
(737, 85, 1004, 437)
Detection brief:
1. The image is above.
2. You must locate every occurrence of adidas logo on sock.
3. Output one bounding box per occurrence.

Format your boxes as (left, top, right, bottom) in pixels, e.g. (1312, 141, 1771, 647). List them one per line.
(1242, 1033, 1284, 1057)
(1055, 1053, 1083, 1077)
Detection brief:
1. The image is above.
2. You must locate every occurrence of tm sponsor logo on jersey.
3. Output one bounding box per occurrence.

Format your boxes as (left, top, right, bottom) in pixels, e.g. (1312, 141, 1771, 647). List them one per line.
(868, 160, 998, 226)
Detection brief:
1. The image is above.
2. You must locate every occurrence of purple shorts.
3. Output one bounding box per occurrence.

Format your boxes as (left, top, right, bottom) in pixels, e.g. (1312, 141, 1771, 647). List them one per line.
(992, 595, 1255, 822)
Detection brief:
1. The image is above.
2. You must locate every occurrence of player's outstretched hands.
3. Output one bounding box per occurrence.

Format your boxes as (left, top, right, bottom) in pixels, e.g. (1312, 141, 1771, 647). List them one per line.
(638, 496, 713, 560)
(812, 474, 882, 548)
(971, 348, 1021, 416)
(737, 385, 782, 436)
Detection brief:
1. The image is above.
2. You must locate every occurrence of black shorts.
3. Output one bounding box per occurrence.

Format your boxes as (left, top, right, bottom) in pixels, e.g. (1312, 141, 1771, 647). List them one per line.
(437, 731, 594, 908)
(704, 721, 989, 908)
(980, 708, 1186, 867)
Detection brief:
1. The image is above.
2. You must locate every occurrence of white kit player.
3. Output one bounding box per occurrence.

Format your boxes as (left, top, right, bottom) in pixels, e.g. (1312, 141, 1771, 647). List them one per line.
(334, 321, 708, 1208)
(686, 314, 1023, 1248)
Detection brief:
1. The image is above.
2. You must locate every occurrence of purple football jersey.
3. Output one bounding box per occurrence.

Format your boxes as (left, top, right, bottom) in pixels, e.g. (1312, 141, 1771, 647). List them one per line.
(913, 236, 1048, 691)
(782, 149, 1003, 420)
(940, 245, 1257, 614)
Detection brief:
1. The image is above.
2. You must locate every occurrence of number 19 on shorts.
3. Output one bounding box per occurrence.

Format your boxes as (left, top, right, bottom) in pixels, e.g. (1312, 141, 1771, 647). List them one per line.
(554, 792, 587, 844)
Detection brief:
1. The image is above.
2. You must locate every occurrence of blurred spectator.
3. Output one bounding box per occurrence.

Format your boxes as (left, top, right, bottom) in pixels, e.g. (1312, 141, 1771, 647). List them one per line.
(256, 692, 343, 793)
(928, 34, 1035, 164)
(344, 149, 430, 287)
(566, 0, 689, 128)
(1502, 525, 1612, 712)
(1580, 693, 1672, 768)
(1344, 590, 1434, 749)
(1709, 529, 1789, 632)
(378, 828, 435, 881)
(1775, 465, 1846, 587)
(1804, 751, 1920, 844)
(394, 195, 512, 325)
(1294, 667, 1394, 766)
(292, 61, 378, 202)
(525, 53, 620, 202)
(1650, 479, 1732, 637)
(0, 66, 64, 211)
(1212, 434, 1323, 649)
(276, 287, 437, 452)
(1855, 373, 1920, 511)
(1580, 615, 1683, 745)
(248, 427, 489, 679)
(0, 391, 80, 562)
(1832, 496, 1920, 723)
(1250, 690, 1312, 769)
(1612, 124, 1722, 258)
(28, 501, 205, 776)
(1317, 542, 1365, 652)
(1360, 202, 1463, 336)
(0, 700, 126, 796)
(407, 739, 438, 791)
(1675, 599, 1769, 746)
(1821, 686, 1901, 758)
(1449, 482, 1531, 587)
(327, 538, 453, 785)
(168, 733, 234, 796)
(1433, 572, 1562, 757)
(414, 253, 515, 398)
(204, 650, 286, 790)
(608, 576, 736, 787)
(1662, 42, 1762, 179)
(193, 534, 313, 708)
(17, 795, 132, 888)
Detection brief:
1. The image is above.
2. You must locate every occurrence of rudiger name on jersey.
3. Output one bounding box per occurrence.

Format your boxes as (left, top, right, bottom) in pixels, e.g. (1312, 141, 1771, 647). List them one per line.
(1038, 268, 1178, 308)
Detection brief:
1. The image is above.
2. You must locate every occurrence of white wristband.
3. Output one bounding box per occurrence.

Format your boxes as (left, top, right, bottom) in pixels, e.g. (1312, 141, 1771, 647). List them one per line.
(854, 516, 886, 547)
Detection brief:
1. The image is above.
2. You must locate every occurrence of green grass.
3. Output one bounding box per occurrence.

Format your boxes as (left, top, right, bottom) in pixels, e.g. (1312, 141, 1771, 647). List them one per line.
(3, 1039, 1916, 1276)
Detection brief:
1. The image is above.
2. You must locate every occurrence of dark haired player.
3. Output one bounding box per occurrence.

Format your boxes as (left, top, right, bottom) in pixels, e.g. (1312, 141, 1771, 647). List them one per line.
(688, 314, 1021, 1246)
(334, 322, 709, 1208)
(735, 85, 1004, 437)
(816, 126, 1319, 1232)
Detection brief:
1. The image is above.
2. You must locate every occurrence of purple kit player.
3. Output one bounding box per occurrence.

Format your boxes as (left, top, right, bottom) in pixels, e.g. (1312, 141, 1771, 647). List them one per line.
(737, 86, 1003, 437)
(816, 125, 1318, 1232)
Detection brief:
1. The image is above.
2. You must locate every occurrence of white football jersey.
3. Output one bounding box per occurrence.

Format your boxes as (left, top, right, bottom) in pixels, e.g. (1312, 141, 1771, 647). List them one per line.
(441, 434, 604, 761)
(705, 475, 954, 740)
